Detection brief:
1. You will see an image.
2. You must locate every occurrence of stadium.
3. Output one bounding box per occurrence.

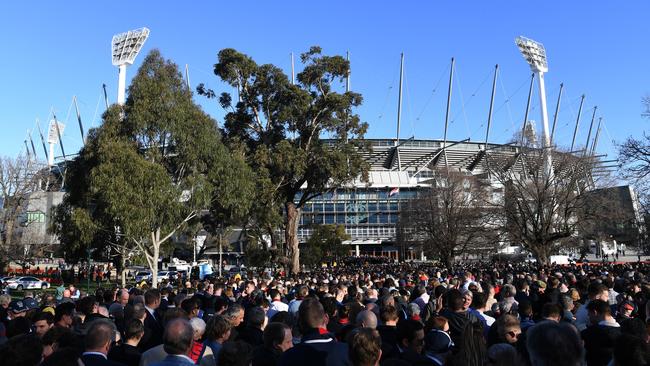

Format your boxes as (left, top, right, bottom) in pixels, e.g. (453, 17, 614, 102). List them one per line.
(297, 136, 632, 260)
(5, 32, 640, 266)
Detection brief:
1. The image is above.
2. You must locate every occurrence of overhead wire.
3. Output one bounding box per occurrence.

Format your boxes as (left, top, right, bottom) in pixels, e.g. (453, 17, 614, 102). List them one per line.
(377, 59, 400, 122)
(452, 67, 473, 138)
(414, 63, 449, 124)
(450, 68, 492, 130)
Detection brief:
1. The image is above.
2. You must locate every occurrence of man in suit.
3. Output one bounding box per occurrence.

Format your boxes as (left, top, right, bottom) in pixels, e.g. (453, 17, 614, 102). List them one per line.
(279, 298, 351, 366)
(80, 319, 126, 366)
(109, 319, 144, 366)
(149, 318, 195, 366)
(141, 289, 164, 352)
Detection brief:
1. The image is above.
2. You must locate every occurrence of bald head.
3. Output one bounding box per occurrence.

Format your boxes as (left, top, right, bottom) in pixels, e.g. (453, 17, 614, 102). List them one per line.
(163, 318, 193, 356)
(356, 310, 378, 329)
(118, 289, 129, 306)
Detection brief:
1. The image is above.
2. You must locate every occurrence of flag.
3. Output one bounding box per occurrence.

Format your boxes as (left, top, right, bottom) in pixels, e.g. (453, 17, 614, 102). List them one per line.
(389, 187, 400, 197)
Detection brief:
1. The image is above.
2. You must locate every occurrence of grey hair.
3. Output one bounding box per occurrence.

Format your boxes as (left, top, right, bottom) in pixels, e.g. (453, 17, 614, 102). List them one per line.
(189, 317, 207, 338)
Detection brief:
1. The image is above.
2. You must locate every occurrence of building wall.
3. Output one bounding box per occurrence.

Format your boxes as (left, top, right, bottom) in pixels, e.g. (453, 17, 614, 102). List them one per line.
(18, 191, 64, 246)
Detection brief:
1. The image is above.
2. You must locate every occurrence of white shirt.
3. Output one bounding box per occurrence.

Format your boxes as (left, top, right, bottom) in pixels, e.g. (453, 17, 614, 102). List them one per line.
(145, 305, 157, 320)
(478, 311, 495, 327)
(267, 300, 289, 319)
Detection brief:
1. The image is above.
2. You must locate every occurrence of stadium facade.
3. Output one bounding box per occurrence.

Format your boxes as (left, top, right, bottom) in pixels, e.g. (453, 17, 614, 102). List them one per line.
(297, 137, 645, 259)
(297, 138, 521, 258)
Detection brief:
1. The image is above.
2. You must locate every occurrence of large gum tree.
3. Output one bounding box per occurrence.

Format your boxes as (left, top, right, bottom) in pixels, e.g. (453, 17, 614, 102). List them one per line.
(52, 50, 253, 286)
(206, 47, 368, 273)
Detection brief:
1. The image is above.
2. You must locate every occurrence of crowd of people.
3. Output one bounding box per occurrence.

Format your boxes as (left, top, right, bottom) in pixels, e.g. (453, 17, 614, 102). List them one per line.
(1, 257, 650, 366)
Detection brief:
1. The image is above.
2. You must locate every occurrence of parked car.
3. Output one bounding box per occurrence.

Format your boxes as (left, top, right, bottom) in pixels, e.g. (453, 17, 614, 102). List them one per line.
(135, 271, 152, 283)
(156, 271, 177, 283)
(190, 263, 214, 281)
(0, 276, 14, 286)
(5, 276, 50, 290)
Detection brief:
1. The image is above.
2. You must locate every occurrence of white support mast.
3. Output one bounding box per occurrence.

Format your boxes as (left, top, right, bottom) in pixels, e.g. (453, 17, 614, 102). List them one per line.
(516, 36, 552, 176)
(290, 52, 295, 85)
(111, 28, 150, 105)
(185, 64, 191, 91)
(395, 52, 404, 171)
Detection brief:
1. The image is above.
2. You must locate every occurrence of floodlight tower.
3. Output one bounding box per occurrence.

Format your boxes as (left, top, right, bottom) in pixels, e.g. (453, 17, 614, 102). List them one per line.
(111, 27, 150, 105)
(516, 36, 553, 174)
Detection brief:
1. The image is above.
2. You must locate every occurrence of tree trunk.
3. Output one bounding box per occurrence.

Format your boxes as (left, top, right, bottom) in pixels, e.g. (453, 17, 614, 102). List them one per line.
(285, 202, 301, 274)
(120, 255, 127, 288)
(150, 230, 160, 288)
(531, 244, 550, 266)
(5, 220, 14, 246)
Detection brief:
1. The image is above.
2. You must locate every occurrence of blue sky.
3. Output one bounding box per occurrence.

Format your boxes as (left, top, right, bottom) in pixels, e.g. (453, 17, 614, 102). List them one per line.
(1, 1, 648, 164)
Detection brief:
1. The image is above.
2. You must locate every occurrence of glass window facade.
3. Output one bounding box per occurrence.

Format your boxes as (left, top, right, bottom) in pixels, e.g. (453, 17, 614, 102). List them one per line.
(297, 187, 420, 242)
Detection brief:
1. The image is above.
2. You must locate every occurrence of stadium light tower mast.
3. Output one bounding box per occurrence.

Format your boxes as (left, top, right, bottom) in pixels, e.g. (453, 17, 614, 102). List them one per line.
(516, 36, 553, 174)
(111, 27, 150, 105)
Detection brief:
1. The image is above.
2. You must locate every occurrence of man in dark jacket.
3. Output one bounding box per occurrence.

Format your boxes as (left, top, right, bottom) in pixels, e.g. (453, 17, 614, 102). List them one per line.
(239, 306, 266, 347)
(141, 289, 164, 352)
(581, 299, 622, 366)
(252, 322, 293, 366)
(439, 289, 479, 347)
(377, 305, 400, 362)
(279, 298, 350, 366)
(80, 319, 125, 366)
(108, 319, 143, 366)
(393, 319, 435, 365)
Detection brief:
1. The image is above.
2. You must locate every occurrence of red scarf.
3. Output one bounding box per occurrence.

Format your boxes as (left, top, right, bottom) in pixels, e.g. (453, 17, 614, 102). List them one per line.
(190, 340, 204, 363)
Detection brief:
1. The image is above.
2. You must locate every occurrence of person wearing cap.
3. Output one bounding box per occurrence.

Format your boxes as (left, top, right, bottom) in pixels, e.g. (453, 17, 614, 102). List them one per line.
(8, 299, 28, 319)
(23, 297, 39, 311)
(616, 301, 635, 323)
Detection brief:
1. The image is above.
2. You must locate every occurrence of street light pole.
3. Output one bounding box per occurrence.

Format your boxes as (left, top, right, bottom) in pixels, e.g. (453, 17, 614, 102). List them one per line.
(86, 248, 93, 295)
(516, 36, 553, 176)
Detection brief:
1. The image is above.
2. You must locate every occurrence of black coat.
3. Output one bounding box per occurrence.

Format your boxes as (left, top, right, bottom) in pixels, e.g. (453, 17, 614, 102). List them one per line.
(581, 324, 622, 366)
(251, 346, 283, 366)
(108, 343, 141, 366)
(139, 309, 163, 352)
(279, 331, 350, 366)
(377, 325, 400, 362)
(396, 348, 437, 366)
(239, 326, 265, 347)
(439, 309, 478, 347)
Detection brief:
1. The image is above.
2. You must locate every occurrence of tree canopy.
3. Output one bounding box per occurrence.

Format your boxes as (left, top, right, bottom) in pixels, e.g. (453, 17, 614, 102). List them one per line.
(203, 46, 368, 273)
(52, 49, 253, 285)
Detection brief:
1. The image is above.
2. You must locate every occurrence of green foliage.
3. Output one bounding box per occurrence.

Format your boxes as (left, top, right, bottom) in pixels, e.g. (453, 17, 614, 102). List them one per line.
(303, 225, 350, 264)
(204, 46, 369, 273)
(52, 50, 253, 282)
(244, 243, 271, 269)
(300, 245, 323, 268)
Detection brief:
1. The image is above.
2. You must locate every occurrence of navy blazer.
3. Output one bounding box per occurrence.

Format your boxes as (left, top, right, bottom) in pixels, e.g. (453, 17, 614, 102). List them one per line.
(149, 354, 196, 366)
(140, 309, 163, 352)
(279, 331, 350, 366)
(80, 353, 126, 366)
